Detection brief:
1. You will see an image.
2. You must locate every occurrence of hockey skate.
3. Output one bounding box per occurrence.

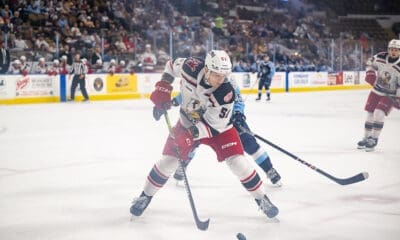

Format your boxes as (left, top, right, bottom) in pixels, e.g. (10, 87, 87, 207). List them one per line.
(357, 137, 368, 149)
(255, 95, 261, 101)
(266, 168, 282, 187)
(365, 137, 378, 152)
(173, 165, 186, 181)
(130, 192, 152, 217)
(255, 195, 279, 218)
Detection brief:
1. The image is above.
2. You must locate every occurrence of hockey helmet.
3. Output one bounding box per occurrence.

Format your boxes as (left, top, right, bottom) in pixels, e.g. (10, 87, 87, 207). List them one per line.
(205, 50, 232, 75)
(388, 39, 400, 49)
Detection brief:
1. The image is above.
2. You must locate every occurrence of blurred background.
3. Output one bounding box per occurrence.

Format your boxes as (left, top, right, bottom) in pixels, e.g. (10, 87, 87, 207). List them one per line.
(1, 0, 399, 74)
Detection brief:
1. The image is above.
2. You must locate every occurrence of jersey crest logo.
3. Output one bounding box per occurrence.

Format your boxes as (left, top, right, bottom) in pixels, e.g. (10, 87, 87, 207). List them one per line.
(186, 58, 201, 72)
(382, 71, 391, 83)
(223, 91, 233, 103)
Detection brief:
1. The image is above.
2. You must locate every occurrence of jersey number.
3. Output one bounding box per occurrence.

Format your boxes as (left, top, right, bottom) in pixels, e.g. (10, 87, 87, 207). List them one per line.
(219, 107, 231, 118)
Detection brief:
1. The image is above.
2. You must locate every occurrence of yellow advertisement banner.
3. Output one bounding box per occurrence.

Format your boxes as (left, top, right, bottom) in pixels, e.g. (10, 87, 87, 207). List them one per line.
(106, 74, 138, 93)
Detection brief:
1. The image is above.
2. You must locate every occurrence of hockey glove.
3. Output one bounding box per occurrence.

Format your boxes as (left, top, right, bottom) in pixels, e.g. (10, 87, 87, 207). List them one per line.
(150, 80, 173, 110)
(365, 70, 376, 86)
(232, 111, 246, 128)
(171, 125, 196, 160)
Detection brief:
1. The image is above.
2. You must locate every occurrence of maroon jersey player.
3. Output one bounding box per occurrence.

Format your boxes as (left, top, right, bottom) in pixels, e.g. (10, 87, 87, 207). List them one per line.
(129, 50, 279, 220)
(357, 39, 400, 151)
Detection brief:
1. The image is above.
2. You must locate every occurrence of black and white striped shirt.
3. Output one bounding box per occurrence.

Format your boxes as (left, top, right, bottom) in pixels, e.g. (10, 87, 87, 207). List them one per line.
(71, 61, 87, 75)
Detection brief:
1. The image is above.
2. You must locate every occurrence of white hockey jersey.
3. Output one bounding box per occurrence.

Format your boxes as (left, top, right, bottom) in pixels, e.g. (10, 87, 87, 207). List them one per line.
(367, 52, 400, 97)
(162, 57, 235, 140)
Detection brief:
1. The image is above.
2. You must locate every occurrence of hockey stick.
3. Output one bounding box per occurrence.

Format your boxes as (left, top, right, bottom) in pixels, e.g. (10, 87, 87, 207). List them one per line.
(243, 77, 259, 102)
(239, 126, 369, 185)
(163, 111, 210, 231)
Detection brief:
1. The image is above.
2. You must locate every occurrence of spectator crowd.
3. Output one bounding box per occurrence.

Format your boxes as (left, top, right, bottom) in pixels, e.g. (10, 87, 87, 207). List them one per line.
(0, 0, 394, 75)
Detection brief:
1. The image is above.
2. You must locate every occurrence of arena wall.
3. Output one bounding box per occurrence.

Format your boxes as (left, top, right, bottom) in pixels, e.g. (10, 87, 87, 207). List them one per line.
(0, 72, 370, 104)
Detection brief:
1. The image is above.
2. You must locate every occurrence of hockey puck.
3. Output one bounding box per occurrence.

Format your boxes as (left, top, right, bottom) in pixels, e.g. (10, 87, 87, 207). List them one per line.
(236, 232, 246, 240)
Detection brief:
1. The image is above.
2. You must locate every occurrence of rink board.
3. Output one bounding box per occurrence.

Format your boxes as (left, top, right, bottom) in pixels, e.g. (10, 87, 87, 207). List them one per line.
(0, 71, 370, 104)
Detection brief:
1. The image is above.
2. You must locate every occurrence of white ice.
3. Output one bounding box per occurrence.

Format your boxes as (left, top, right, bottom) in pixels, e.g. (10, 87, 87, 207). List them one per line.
(0, 90, 399, 240)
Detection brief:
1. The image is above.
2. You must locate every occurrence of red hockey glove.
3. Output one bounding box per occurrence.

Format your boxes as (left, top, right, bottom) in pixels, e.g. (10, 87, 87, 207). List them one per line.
(171, 125, 194, 160)
(150, 80, 172, 110)
(365, 70, 376, 86)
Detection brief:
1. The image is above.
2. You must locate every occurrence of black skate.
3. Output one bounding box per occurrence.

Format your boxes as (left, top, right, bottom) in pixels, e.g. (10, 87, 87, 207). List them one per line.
(130, 192, 152, 217)
(173, 165, 185, 181)
(357, 137, 368, 149)
(255, 195, 279, 218)
(266, 168, 282, 187)
(255, 96, 261, 101)
(365, 137, 378, 152)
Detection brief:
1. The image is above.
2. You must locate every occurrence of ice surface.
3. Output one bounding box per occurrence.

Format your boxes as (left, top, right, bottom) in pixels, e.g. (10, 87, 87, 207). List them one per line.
(0, 90, 399, 240)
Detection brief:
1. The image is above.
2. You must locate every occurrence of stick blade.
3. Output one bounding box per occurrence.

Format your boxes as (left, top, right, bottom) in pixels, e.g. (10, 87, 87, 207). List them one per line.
(196, 218, 210, 231)
(336, 172, 369, 185)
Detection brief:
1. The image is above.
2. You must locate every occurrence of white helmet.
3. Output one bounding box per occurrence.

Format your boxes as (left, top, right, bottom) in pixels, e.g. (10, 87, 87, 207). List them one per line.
(205, 50, 232, 75)
(388, 39, 400, 49)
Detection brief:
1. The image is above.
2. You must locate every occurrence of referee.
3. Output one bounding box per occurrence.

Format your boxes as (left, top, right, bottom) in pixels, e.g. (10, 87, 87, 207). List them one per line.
(69, 53, 89, 101)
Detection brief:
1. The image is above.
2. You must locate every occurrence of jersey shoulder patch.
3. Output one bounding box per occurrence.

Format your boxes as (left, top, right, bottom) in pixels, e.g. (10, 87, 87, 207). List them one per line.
(375, 52, 388, 60)
(212, 82, 234, 105)
(182, 57, 205, 78)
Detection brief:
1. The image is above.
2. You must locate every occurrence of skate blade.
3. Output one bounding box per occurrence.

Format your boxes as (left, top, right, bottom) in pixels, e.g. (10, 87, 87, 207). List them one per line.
(271, 182, 282, 188)
(175, 180, 185, 187)
(269, 217, 280, 223)
(130, 215, 140, 222)
(365, 148, 375, 152)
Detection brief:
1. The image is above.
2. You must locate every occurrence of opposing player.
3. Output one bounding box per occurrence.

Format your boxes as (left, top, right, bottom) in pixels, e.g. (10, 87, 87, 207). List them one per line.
(256, 55, 275, 101)
(172, 79, 282, 186)
(130, 50, 279, 220)
(357, 39, 400, 151)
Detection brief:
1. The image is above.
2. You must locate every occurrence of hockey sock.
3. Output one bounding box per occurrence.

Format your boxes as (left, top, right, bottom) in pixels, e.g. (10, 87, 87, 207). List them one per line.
(143, 155, 179, 196)
(143, 164, 169, 196)
(225, 155, 265, 199)
(364, 121, 373, 138)
(257, 156, 273, 174)
(371, 109, 385, 139)
(372, 121, 383, 139)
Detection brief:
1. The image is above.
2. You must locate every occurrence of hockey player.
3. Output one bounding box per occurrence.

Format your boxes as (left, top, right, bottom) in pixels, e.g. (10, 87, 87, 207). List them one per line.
(171, 79, 282, 186)
(20, 56, 31, 75)
(256, 55, 275, 101)
(8, 59, 22, 74)
(33, 58, 48, 74)
(47, 59, 61, 75)
(357, 39, 400, 151)
(130, 50, 279, 220)
(107, 59, 117, 75)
